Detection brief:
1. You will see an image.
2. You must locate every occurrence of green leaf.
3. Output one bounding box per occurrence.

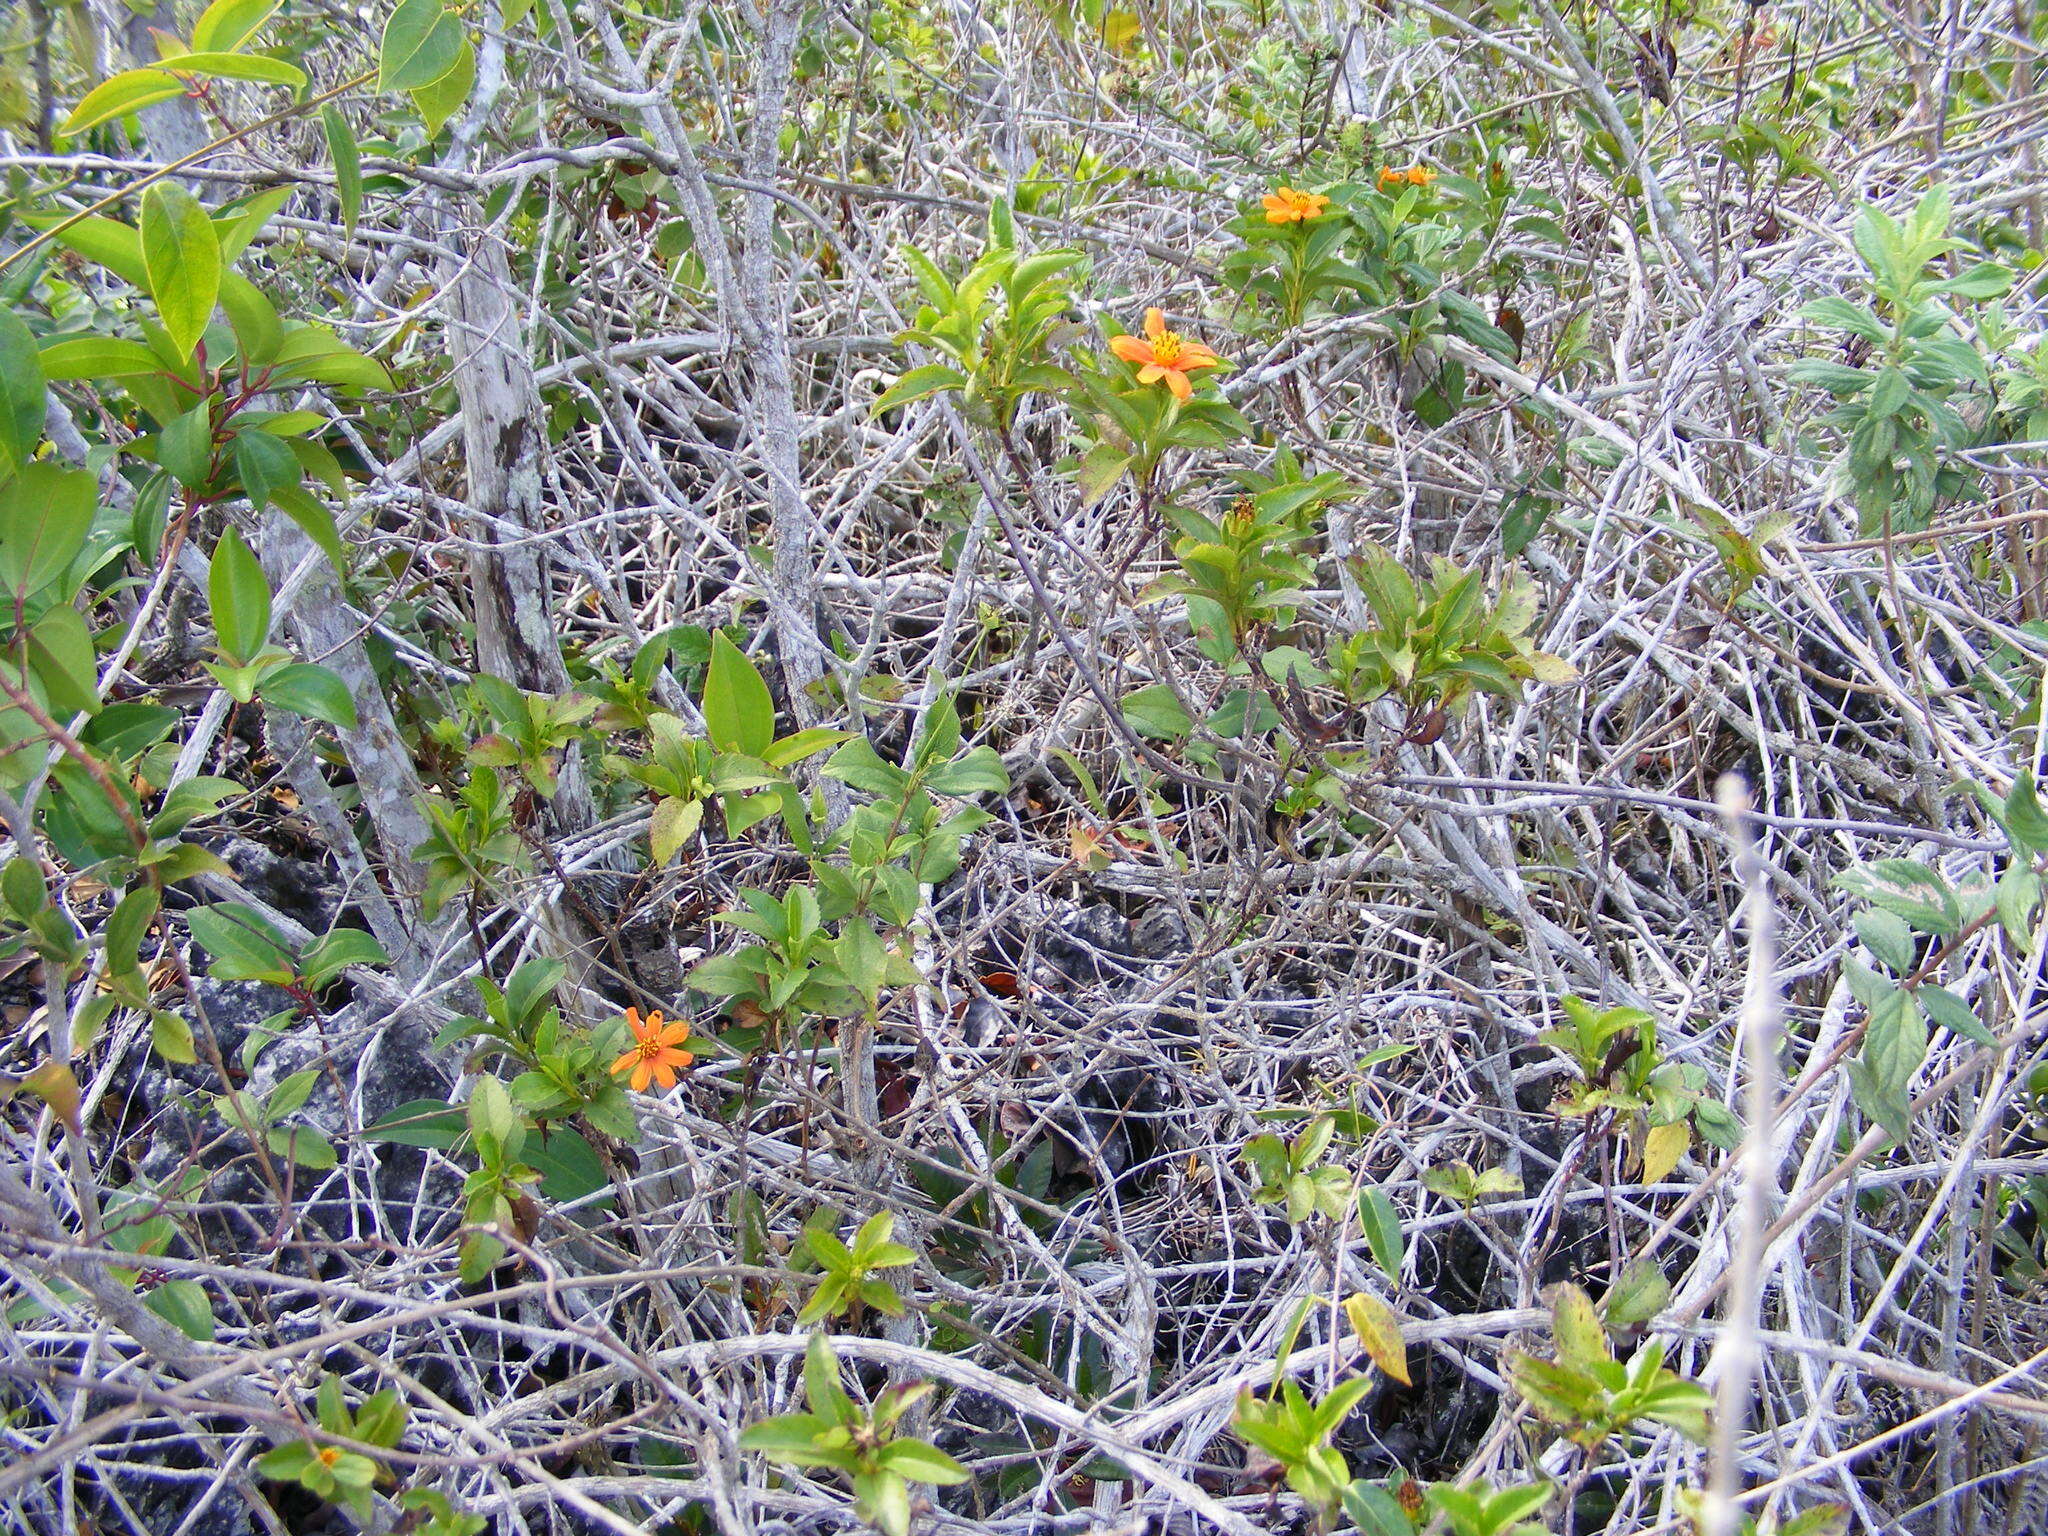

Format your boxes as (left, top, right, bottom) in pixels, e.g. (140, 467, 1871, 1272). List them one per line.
(1800, 295, 1889, 342)
(871, 364, 969, 415)
(147, 775, 241, 840)
(0, 464, 95, 603)
(140, 184, 221, 364)
(1075, 442, 1132, 507)
(353, 1388, 408, 1448)
(157, 51, 306, 87)
(104, 886, 160, 975)
(60, 69, 187, 136)
(256, 1440, 315, 1479)
(824, 736, 912, 799)
(190, 0, 278, 51)
(1121, 682, 1193, 741)
(379, 0, 466, 92)
(875, 1438, 969, 1485)
(802, 1331, 857, 1426)
(1788, 359, 1876, 397)
(38, 215, 146, 287)
(157, 400, 214, 490)
(185, 902, 294, 982)
(703, 633, 775, 757)
(467, 1073, 520, 1153)
(259, 663, 358, 729)
(0, 308, 45, 479)
(144, 1277, 215, 1340)
(923, 745, 1008, 796)
(1342, 1484, 1415, 1536)
(38, 336, 163, 381)
(2003, 771, 2048, 856)
(322, 107, 362, 238)
(855, 1469, 912, 1536)
(1853, 906, 1917, 974)
(803, 1225, 855, 1275)
(1833, 859, 1962, 937)
(151, 1009, 196, 1063)
(739, 1413, 845, 1464)
(409, 36, 474, 136)
(360, 1099, 467, 1149)
(526, 1126, 609, 1204)
(1997, 863, 2040, 948)
(1604, 1258, 1670, 1327)
(233, 427, 299, 510)
(297, 928, 383, 989)
(268, 327, 391, 392)
(1933, 261, 2013, 300)
(25, 605, 99, 715)
(1634, 1372, 1714, 1442)
(219, 275, 282, 366)
(214, 187, 292, 263)
(1919, 984, 1996, 1047)
(271, 486, 347, 574)
(267, 1068, 320, 1119)
(1357, 1186, 1403, 1278)
(208, 527, 271, 667)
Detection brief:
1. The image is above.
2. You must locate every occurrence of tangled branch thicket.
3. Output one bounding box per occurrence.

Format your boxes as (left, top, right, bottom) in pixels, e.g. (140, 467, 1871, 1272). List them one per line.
(9, 0, 2048, 1533)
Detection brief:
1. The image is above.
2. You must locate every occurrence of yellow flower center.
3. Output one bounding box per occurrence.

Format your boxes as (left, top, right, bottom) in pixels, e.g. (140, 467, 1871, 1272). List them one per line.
(636, 1037, 665, 1061)
(1150, 330, 1184, 365)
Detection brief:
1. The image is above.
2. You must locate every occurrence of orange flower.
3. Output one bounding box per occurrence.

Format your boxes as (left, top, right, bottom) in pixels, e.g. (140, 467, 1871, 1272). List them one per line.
(1108, 308, 1223, 401)
(1262, 184, 1331, 224)
(1378, 163, 1437, 189)
(1407, 164, 1437, 186)
(609, 1007, 693, 1092)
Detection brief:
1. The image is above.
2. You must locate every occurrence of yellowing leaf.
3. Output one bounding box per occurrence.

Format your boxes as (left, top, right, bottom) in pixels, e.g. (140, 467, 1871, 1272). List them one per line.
(649, 795, 703, 866)
(1070, 822, 1113, 872)
(22, 1060, 81, 1133)
(1548, 1282, 1611, 1373)
(1098, 9, 1141, 53)
(1344, 1291, 1410, 1385)
(1640, 1119, 1689, 1186)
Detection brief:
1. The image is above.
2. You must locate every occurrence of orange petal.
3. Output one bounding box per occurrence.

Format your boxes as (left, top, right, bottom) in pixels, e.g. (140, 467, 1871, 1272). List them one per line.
(1136, 363, 1167, 385)
(649, 1059, 678, 1090)
(1109, 334, 1152, 365)
(656, 1021, 691, 1045)
(1180, 344, 1221, 369)
(631, 1059, 654, 1092)
(610, 1048, 640, 1077)
(1143, 307, 1167, 341)
(1164, 369, 1193, 401)
(624, 1006, 645, 1035)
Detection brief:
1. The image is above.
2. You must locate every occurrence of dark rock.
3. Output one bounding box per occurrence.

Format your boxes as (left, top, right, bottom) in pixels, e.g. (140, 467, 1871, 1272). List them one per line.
(214, 836, 342, 933)
(1049, 1064, 1166, 1186)
(1130, 905, 1192, 959)
(1044, 905, 1134, 983)
(182, 976, 302, 1066)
